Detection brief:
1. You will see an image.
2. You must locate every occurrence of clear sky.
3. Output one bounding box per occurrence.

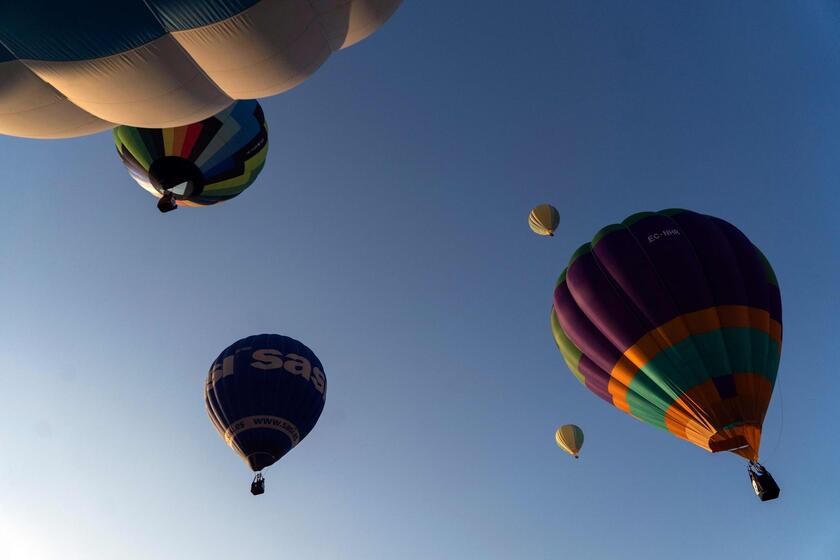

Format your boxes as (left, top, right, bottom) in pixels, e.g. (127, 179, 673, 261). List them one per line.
(1, 2, 839, 559)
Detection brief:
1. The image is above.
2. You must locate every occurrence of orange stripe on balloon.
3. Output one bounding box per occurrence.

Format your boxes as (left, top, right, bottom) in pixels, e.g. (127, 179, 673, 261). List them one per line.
(607, 378, 630, 413)
(661, 373, 771, 459)
(665, 383, 718, 449)
(172, 125, 188, 157)
(610, 355, 637, 387)
(605, 305, 780, 454)
(610, 306, 781, 382)
(734, 372, 773, 423)
(663, 398, 710, 447)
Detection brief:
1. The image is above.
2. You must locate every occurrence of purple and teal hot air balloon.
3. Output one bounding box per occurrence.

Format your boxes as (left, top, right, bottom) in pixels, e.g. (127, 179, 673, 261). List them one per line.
(550, 209, 782, 497)
(114, 99, 268, 211)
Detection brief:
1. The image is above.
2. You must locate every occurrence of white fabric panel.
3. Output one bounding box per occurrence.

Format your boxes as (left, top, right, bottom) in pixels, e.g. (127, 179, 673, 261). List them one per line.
(310, 1, 355, 51)
(21, 35, 233, 129)
(0, 60, 112, 138)
(340, 0, 402, 48)
(171, 0, 332, 99)
(310, 0, 402, 50)
(126, 166, 160, 198)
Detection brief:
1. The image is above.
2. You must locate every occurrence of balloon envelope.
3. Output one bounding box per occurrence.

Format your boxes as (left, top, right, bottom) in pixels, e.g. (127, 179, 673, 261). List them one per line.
(114, 99, 268, 207)
(529, 204, 560, 237)
(205, 334, 327, 472)
(555, 424, 584, 458)
(551, 209, 781, 461)
(0, 0, 402, 138)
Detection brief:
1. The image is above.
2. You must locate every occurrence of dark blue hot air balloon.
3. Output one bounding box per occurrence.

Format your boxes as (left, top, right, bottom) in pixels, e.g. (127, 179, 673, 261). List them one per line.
(205, 334, 326, 495)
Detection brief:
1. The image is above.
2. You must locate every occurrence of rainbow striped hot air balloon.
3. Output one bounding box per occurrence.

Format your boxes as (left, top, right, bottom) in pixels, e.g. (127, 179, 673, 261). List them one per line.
(551, 209, 781, 471)
(114, 100, 268, 210)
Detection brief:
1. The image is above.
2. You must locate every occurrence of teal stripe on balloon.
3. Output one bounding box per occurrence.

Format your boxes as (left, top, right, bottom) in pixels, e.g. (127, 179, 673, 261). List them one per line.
(624, 328, 779, 432)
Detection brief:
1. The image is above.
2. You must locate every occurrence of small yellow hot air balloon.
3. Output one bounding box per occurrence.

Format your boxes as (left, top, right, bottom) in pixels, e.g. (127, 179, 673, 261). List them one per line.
(555, 424, 584, 458)
(528, 204, 560, 237)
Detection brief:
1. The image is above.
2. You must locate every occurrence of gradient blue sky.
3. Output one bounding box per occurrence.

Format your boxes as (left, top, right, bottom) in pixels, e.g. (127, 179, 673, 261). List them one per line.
(1, 2, 839, 559)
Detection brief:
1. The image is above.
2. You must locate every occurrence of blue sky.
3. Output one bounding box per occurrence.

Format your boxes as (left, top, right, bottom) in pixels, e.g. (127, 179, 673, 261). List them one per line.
(1, 1, 839, 558)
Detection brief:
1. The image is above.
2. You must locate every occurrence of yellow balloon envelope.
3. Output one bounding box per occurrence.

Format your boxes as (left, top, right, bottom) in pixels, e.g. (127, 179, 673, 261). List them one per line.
(529, 204, 560, 237)
(555, 424, 584, 458)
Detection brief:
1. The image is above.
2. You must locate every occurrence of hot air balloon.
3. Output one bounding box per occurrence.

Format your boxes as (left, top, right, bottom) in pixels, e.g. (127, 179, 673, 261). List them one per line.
(205, 334, 326, 495)
(114, 99, 268, 212)
(0, 0, 402, 138)
(555, 424, 584, 458)
(551, 209, 782, 500)
(529, 204, 560, 237)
